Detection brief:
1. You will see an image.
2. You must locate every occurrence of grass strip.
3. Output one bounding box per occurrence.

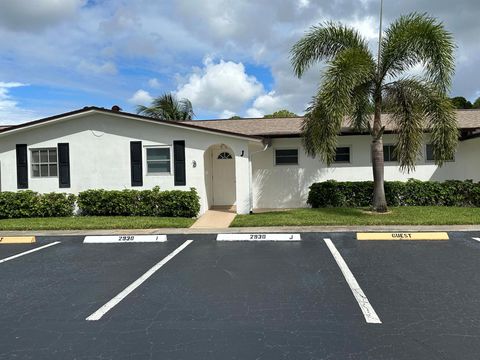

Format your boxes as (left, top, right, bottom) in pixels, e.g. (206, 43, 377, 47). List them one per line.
(231, 207, 480, 227)
(0, 216, 195, 231)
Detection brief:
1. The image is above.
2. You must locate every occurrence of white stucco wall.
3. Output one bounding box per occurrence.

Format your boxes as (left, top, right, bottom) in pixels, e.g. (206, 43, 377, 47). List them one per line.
(0, 112, 255, 215)
(251, 135, 480, 209)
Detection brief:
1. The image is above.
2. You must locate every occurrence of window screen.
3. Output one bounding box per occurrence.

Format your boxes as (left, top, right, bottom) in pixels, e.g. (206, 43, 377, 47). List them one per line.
(383, 144, 397, 162)
(334, 147, 350, 163)
(146, 147, 171, 173)
(275, 149, 298, 165)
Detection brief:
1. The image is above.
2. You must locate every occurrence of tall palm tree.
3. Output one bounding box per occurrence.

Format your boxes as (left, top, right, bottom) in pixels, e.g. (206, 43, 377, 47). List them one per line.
(136, 93, 194, 121)
(291, 13, 457, 212)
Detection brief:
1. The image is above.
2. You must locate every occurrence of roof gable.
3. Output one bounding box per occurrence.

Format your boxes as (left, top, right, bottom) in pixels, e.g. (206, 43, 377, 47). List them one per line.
(0, 107, 263, 142)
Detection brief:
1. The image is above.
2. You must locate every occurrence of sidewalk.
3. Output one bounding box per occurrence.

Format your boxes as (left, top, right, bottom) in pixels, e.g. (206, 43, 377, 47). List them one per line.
(190, 209, 236, 228)
(1, 224, 480, 237)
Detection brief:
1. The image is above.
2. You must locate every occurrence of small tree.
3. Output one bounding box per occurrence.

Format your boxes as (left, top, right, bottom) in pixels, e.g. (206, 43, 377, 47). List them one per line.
(472, 97, 480, 109)
(450, 96, 473, 109)
(291, 13, 457, 212)
(137, 93, 194, 121)
(264, 109, 299, 118)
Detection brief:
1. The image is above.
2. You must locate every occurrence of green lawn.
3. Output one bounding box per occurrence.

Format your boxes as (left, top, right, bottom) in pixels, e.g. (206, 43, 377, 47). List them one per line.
(231, 207, 480, 227)
(0, 216, 195, 231)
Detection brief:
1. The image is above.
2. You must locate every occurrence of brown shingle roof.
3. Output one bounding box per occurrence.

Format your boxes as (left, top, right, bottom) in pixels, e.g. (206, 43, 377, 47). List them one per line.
(2, 108, 479, 139)
(185, 117, 304, 136)
(184, 110, 480, 137)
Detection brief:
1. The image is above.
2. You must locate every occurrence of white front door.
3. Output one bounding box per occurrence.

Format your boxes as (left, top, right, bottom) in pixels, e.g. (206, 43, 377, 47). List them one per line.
(212, 149, 236, 206)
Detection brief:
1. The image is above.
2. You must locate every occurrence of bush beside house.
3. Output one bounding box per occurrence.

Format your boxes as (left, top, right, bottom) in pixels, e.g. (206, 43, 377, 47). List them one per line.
(77, 187, 200, 217)
(0, 191, 76, 218)
(308, 179, 480, 208)
(0, 187, 200, 219)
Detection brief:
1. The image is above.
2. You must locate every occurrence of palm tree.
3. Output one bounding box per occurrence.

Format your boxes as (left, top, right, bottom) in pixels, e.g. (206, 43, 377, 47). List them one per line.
(136, 93, 194, 121)
(291, 13, 457, 212)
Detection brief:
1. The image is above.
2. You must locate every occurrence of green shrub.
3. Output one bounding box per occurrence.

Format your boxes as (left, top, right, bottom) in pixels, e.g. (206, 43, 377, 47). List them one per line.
(0, 191, 76, 219)
(308, 179, 480, 208)
(77, 189, 138, 216)
(77, 187, 200, 217)
(156, 189, 200, 217)
(37, 193, 77, 217)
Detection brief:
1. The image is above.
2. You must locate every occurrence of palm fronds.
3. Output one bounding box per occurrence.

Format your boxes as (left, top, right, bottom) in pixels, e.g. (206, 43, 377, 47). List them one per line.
(136, 93, 194, 121)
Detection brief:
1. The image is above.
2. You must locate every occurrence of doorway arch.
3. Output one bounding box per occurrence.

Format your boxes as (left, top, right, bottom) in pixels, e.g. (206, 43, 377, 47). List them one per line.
(204, 144, 236, 209)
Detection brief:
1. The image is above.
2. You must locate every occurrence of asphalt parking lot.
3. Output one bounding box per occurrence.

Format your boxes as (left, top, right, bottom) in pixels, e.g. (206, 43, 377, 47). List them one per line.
(1, 232, 480, 359)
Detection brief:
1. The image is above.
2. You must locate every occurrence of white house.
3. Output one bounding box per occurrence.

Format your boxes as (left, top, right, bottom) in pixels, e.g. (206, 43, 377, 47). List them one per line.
(0, 106, 479, 215)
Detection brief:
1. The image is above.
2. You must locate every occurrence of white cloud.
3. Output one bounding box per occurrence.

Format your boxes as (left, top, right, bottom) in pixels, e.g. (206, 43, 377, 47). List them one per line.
(77, 60, 118, 76)
(0, 0, 479, 120)
(245, 108, 263, 118)
(219, 110, 236, 119)
(245, 89, 306, 118)
(175, 57, 264, 113)
(247, 91, 283, 116)
(346, 16, 379, 41)
(128, 89, 153, 106)
(0, 82, 38, 124)
(0, 81, 25, 89)
(148, 78, 161, 89)
(0, 0, 85, 32)
(298, 0, 310, 9)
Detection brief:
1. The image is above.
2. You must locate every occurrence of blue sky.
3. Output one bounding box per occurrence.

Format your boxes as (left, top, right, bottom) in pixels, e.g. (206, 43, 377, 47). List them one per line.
(0, 0, 479, 124)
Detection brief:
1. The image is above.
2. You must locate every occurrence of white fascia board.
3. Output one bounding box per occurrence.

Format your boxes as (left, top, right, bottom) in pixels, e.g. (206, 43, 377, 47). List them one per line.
(0, 110, 98, 138)
(118, 113, 263, 142)
(0, 109, 263, 143)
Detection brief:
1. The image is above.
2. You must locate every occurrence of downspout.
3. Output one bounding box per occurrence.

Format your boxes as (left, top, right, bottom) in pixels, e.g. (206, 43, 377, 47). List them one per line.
(248, 138, 271, 213)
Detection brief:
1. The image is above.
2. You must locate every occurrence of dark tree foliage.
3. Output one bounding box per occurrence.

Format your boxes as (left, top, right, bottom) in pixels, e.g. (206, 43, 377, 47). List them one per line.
(450, 96, 473, 109)
(263, 109, 299, 118)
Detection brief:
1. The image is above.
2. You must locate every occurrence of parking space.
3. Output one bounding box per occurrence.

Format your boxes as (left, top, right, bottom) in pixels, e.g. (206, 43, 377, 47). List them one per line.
(0, 232, 479, 359)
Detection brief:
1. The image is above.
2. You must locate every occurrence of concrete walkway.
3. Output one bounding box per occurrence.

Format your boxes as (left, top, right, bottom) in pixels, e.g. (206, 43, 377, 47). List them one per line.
(1, 224, 480, 237)
(190, 209, 237, 229)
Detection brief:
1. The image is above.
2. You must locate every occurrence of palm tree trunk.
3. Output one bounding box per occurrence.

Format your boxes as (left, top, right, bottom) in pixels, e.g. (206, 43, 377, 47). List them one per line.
(371, 96, 388, 212)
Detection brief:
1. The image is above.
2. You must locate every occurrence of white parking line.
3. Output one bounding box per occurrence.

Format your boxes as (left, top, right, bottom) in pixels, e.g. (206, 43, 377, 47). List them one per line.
(86, 240, 193, 321)
(323, 238, 381, 324)
(473, 237, 480, 242)
(84, 235, 167, 243)
(217, 233, 301, 241)
(0, 241, 61, 264)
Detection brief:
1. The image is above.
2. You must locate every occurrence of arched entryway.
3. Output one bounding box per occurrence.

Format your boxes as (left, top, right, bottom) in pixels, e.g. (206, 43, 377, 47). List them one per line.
(204, 144, 236, 210)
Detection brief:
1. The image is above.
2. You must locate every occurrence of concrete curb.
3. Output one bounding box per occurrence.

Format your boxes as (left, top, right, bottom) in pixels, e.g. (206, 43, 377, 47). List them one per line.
(1, 224, 480, 237)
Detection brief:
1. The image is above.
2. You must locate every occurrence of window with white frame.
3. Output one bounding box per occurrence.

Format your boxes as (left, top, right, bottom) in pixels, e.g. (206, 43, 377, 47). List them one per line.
(146, 147, 171, 173)
(275, 149, 298, 165)
(334, 147, 350, 163)
(31, 148, 57, 177)
(426, 143, 454, 162)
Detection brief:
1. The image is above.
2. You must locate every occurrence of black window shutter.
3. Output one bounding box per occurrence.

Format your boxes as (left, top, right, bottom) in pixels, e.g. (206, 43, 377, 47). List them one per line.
(173, 140, 186, 186)
(58, 143, 70, 188)
(130, 141, 143, 186)
(16, 144, 28, 189)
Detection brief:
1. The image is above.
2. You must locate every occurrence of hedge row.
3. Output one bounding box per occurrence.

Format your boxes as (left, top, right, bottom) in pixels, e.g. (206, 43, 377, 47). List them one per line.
(0, 187, 200, 219)
(77, 187, 200, 217)
(0, 191, 76, 219)
(308, 179, 480, 208)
